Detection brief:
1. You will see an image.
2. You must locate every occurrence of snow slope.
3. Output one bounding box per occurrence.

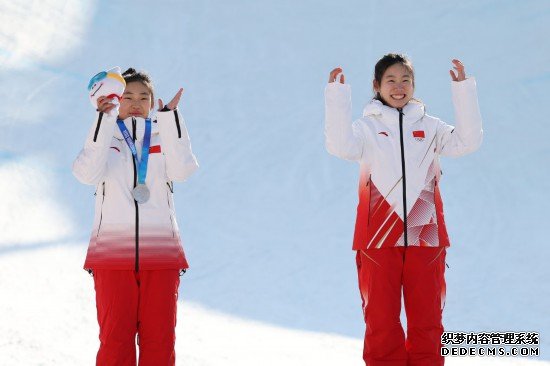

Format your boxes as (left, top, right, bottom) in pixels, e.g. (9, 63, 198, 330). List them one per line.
(0, 245, 545, 365)
(0, 0, 549, 364)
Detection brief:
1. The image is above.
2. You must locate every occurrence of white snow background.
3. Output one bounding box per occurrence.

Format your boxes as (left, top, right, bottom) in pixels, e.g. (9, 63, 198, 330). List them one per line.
(0, 0, 548, 365)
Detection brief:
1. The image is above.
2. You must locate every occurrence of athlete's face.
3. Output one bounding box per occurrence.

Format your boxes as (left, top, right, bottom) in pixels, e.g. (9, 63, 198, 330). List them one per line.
(373, 63, 414, 109)
(118, 82, 153, 120)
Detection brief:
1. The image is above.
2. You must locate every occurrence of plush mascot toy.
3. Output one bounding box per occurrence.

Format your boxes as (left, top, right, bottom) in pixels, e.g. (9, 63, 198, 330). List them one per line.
(87, 66, 126, 117)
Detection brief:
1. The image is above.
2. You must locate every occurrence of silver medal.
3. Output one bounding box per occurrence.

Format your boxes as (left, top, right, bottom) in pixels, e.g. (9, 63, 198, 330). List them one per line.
(132, 184, 150, 204)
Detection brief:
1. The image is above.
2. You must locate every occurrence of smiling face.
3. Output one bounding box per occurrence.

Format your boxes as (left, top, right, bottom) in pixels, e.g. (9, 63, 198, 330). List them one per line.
(118, 81, 154, 119)
(373, 63, 414, 109)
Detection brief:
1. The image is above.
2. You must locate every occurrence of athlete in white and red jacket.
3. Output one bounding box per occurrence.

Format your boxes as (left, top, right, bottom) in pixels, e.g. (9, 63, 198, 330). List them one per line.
(73, 108, 197, 271)
(325, 55, 482, 366)
(73, 68, 198, 366)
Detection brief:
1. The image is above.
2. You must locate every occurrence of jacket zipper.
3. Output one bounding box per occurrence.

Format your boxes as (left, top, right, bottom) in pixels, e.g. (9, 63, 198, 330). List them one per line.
(96, 182, 106, 237)
(132, 117, 140, 272)
(398, 108, 408, 247)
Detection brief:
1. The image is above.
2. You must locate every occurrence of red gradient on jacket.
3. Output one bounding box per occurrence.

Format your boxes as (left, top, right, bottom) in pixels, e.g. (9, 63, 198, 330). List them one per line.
(353, 176, 404, 250)
(407, 172, 439, 247)
(352, 162, 450, 249)
(368, 209, 403, 249)
(84, 226, 188, 270)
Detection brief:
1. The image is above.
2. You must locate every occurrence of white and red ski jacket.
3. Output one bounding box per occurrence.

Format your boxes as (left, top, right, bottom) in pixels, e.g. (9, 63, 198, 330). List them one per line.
(325, 78, 482, 250)
(73, 109, 198, 271)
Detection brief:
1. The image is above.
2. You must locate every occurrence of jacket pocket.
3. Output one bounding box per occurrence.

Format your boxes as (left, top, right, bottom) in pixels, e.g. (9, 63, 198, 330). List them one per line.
(166, 182, 175, 238)
(429, 247, 446, 266)
(96, 182, 106, 237)
(352, 175, 373, 251)
(367, 176, 372, 227)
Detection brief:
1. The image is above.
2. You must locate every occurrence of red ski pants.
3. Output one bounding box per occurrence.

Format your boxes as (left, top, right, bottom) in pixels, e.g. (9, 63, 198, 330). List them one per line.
(356, 247, 447, 366)
(93, 269, 180, 366)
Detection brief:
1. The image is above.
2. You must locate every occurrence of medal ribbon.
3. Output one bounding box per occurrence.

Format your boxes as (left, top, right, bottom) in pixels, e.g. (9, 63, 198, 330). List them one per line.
(116, 118, 151, 185)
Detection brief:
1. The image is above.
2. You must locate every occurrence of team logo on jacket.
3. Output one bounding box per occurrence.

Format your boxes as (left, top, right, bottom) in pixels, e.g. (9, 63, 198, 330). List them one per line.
(413, 130, 425, 141)
(149, 145, 162, 154)
(378, 131, 389, 137)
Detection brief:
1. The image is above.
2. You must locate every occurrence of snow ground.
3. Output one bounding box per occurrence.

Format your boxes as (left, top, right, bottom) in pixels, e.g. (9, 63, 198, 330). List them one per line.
(1, 0, 549, 364)
(0, 245, 547, 365)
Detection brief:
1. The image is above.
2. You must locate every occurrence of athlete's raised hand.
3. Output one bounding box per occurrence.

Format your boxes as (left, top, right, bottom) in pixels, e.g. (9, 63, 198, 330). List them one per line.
(449, 59, 466, 82)
(158, 88, 184, 111)
(329, 67, 345, 84)
(96, 96, 117, 114)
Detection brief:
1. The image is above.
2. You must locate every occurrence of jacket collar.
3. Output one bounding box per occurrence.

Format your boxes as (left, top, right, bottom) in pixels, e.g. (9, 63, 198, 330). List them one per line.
(113, 116, 159, 140)
(362, 99, 425, 124)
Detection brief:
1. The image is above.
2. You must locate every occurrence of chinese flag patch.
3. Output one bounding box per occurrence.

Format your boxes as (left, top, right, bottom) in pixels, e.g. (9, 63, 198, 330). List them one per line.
(149, 145, 161, 153)
(413, 130, 425, 138)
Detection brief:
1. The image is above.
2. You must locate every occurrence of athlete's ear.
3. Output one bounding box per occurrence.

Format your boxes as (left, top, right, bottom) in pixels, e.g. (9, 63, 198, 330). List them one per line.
(373, 79, 380, 92)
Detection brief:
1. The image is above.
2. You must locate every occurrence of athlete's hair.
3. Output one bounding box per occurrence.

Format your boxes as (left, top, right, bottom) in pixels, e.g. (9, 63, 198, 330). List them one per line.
(373, 53, 415, 103)
(122, 68, 154, 102)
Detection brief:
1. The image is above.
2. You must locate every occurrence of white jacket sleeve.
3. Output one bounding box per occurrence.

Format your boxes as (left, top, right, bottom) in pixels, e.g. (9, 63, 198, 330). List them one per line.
(436, 78, 483, 157)
(324, 83, 365, 161)
(157, 109, 199, 182)
(72, 112, 117, 185)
